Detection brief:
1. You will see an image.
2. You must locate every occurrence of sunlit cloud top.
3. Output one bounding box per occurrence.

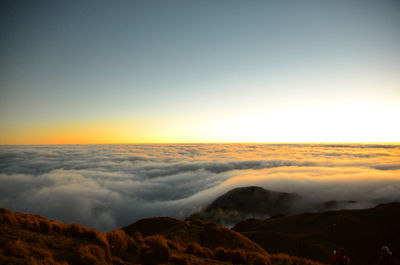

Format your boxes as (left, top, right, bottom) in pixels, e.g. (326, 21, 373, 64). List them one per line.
(1, 143, 399, 230)
(1, 0, 399, 144)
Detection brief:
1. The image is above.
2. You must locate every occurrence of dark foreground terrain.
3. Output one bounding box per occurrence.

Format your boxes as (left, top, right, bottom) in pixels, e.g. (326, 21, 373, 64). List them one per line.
(1, 202, 399, 265)
(0, 207, 323, 265)
(234, 202, 400, 265)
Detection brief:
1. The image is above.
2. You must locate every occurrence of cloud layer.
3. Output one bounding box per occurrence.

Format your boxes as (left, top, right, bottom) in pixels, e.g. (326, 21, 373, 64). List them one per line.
(1, 144, 399, 231)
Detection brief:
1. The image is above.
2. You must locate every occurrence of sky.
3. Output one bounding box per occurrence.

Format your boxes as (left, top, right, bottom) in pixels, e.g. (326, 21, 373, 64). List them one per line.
(1, 0, 399, 144)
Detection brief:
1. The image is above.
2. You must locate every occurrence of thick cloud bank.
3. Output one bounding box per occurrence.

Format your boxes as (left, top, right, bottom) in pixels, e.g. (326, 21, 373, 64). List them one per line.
(1, 144, 399, 231)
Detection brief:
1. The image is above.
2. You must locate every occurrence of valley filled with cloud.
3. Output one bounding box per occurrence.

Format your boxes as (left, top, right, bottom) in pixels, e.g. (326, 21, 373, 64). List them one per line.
(1, 144, 399, 231)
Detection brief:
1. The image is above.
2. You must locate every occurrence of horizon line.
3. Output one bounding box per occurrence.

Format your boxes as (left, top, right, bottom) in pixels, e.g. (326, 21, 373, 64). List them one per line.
(1, 141, 399, 146)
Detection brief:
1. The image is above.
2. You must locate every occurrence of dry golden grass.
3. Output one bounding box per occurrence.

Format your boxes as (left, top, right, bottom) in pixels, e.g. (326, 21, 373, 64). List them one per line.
(0, 207, 327, 265)
(186, 242, 214, 259)
(106, 230, 129, 256)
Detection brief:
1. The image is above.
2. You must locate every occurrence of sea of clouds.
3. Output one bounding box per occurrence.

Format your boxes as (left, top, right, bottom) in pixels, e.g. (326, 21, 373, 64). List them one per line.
(1, 144, 399, 231)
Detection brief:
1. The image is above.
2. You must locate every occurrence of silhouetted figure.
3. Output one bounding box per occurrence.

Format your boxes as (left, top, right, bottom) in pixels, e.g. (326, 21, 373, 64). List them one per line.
(380, 246, 392, 265)
(330, 248, 350, 265)
(330, 249, 337, 264)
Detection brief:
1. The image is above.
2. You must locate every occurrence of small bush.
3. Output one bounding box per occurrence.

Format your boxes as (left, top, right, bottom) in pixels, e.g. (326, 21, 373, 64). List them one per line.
(131, 231, 144, 243)
(39, 220, 53, 233)
(214, 247, 249, 264)
(78, 244, 108, 265)
(166, 240, 178, 250)
(50, 221, 64, 233)
(141, 235, 171, 265)
(214, 247, 228, 260)
(26, 217, 41, 231)
(89, 230, 109, 249)
(167, 240, 184, 252)
(0, 208, 17, 225)
(124, 236, 139, 255)
(31, 246, 61, 265)
(106, 230, 128, 256)
(227, 249, 247, 264)
(186, 242, 214, 259)
(65, 223, 85, 237)
(65, 224, 109, 250)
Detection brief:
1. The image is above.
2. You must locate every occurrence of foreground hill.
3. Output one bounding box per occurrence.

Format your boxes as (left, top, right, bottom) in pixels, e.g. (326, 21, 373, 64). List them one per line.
(188, 186, 301, 225)
(0, 208, 324, 265)
(123, 217, 266, 253)
(234, 202, 400, 265)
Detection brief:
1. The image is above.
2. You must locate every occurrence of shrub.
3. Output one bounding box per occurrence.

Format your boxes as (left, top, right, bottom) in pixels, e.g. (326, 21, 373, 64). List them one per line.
(124, 236, 139, 255)
(214, 247, 228, 261)
(131, 231, 144, 243)
(214, 247, 249, 264)
(89, 230, 109, 249)
(65, 223, 109, 250)
(227, 249, 247, 264)
(30, 246, 60, 265)
(106, 230, 128, 256)
(65, 223, 85, 237)
(50, 221, 64, 233)
(26, 217, 41, 231)
(0, 208, 17, 225)
(39, 220, 53, 233)
(186, 242, 214, 259)
(166, 240, 184, 252)
(141, 235, 171, 265)
(78, 244, 108, 265)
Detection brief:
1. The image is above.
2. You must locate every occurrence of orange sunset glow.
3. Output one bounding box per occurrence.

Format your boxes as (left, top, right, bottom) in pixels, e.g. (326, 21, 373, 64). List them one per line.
(1, 1, 399, 145)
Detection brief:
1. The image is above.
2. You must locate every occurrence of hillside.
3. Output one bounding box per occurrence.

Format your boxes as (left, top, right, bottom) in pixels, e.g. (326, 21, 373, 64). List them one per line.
(234, 202, 400, 265)
(189, 186, 301, 225)
(0, 207, 325, 265)
(123, 217, 267, 254)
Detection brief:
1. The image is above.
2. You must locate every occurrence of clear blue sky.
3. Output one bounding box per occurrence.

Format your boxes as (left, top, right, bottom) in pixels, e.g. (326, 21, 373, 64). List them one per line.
(1, 0, 399, 143)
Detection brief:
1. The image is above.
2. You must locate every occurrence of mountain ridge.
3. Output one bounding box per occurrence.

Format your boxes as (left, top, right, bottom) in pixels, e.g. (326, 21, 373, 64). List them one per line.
(0, 207, 325, 265)
(188, 186, 369, 226)
(188, 186, 301, 226)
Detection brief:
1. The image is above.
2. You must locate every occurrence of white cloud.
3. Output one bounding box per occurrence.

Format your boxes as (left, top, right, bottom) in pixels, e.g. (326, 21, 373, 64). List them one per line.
(0, 144, 399, 231)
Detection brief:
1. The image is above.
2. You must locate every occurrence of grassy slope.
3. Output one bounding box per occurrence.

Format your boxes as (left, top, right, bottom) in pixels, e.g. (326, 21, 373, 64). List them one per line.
(0, 208, 325, 265)
(123, 217, 267, 253)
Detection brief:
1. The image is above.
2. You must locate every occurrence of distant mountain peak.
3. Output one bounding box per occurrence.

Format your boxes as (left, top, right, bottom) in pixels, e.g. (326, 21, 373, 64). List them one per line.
(189, 186, 302, 226)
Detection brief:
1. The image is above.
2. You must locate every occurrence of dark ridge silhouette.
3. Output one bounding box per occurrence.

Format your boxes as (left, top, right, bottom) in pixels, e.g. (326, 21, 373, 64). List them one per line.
(188, 186, 302, 225)
(0, 207, 324, 265)
(187, 186, 375, 227)
(123, 216, 268, 253)
(233, 202, 400, 265)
